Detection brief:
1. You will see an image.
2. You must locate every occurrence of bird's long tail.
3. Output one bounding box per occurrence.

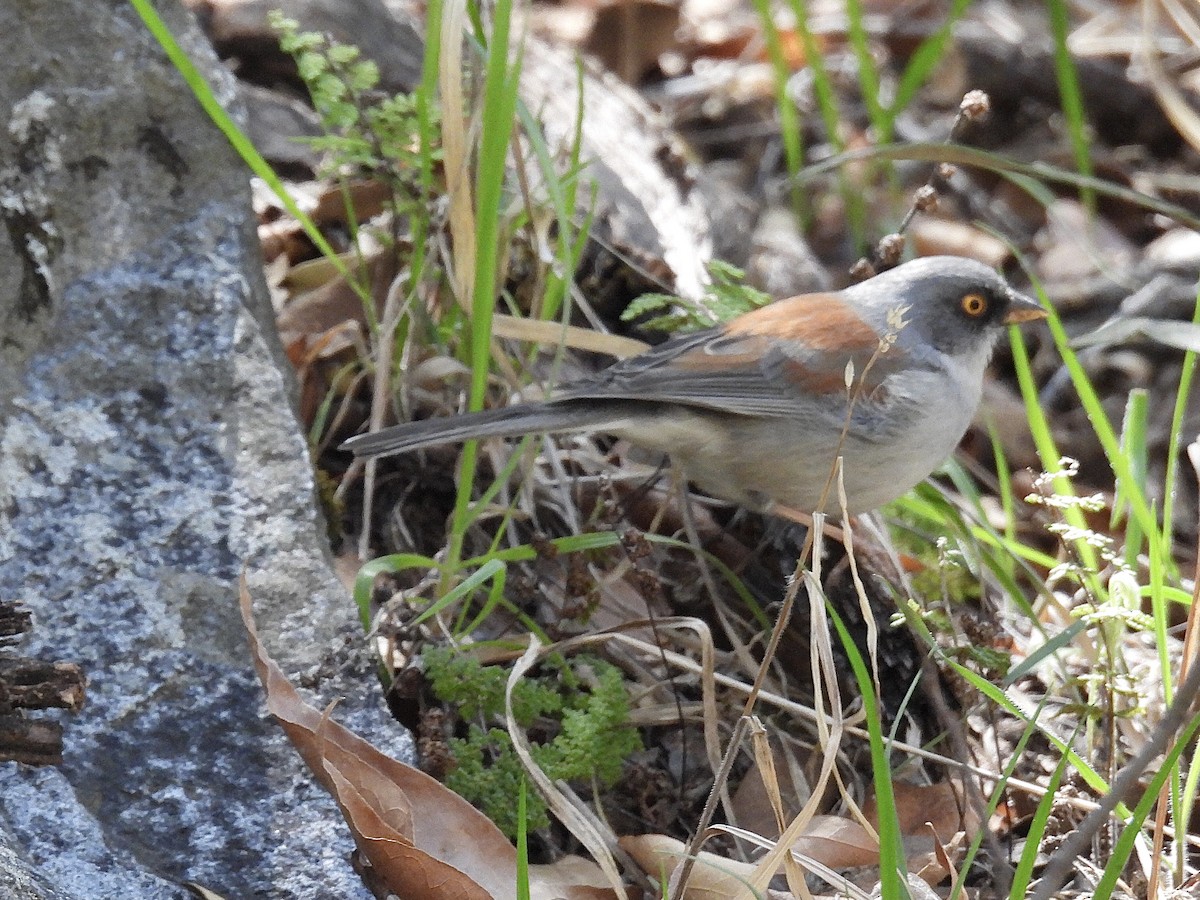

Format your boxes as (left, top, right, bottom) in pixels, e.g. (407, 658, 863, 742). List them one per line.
(341, 401, 623, 459)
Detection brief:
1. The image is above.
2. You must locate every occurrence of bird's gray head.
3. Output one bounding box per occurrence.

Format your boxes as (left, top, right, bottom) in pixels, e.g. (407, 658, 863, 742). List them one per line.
(847, 256, 1044, 362)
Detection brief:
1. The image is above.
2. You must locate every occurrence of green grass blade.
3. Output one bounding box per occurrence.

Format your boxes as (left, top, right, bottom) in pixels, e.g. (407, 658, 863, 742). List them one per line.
(307, 361, 360, 447)
(952, 657, 1120, 810)
(890, 0, 973, 127)
(949, 695, 1047, 900)
(799, 142, 1200, 231)
(1014, 260, 1169, 578)
(780, 0, 868, 247)
(986, 422, 1018, 581)
(1161, 286, 1200, 543)
(514, 89, 592, 324)
(749, 0, 807, 221)
(1179, 737, 1200, 862)
(1008, 748, 1070, 898)
(844, 0, 884, 140)
(471, 0, 522, 399)
(826, 602, 909, 899)
(447, 0, 525, 577)
(516, 777, 531, 900)
(1002, 619, 1088, 687)
(1008, 291, 1101, 578)
(352, 552, 440, 628)
(1045, 0, 1095, 211)
(1114, 389, 1149, 566)
(901, 607, 1124, 812)
(412, 558, 507, 627)
(404, 0, 446, 345)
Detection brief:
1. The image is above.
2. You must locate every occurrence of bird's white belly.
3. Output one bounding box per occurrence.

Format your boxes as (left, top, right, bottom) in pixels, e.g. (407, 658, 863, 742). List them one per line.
(608, 369, 979, 514)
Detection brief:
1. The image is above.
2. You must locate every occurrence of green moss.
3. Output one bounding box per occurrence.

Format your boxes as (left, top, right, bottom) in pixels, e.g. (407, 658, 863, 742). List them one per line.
(427, 649, 641, 839)
(446, 726, 549, 836)
(424, 645, 564, 725)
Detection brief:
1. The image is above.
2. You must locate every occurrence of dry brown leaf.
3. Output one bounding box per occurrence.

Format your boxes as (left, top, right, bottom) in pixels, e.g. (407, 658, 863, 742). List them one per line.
(789, 815, 880, 869)
(276, 253, 394, 341)
(275, 252, 393, 429)
(333, 551, 366, 594)
(730, 743, 809, 841)
(529, 855, 623, 900)
(241, 581, 619, 900)
(621, 833, 757, 900)
(865, 780, 979, 845)
(258, 216, 311, 265)
(310, 179, 391, 225)
(239, 580, 516, 898)
(284, 320, 367, 429)
(908, 217, 1011, 268)
(290, 319, 365, 367)
(620, 834, 808, 900)
(583, 0, 681, 83)
(322, 761, 491, 899)
(916, 826, 966, 889)
(282, 252, 358, 294)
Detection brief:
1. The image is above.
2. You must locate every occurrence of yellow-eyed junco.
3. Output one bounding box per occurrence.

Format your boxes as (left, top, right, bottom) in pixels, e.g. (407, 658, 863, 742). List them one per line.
(344, 256, 1045, 516)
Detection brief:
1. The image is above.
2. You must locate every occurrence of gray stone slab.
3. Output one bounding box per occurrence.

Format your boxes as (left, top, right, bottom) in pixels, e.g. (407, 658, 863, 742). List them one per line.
(0, 2, 408, 897)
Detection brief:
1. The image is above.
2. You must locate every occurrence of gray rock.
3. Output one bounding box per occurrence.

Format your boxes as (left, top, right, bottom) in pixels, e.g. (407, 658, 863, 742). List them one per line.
(0, 2, 405, 897)
(0, 820, 69, 900)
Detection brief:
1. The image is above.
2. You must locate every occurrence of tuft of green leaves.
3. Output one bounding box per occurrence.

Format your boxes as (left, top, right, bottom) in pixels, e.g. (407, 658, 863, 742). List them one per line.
(270, 11, 436, 211)
(426, 649, 642, 838)
(622, 260, 772, 333)
(448, 726, 538, 835)
(538, 662, 639, 785)
(424, 646, 565, 724)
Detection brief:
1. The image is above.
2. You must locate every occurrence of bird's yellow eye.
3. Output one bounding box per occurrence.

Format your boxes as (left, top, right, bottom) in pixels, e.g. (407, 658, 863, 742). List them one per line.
(961, 293, 988, 317)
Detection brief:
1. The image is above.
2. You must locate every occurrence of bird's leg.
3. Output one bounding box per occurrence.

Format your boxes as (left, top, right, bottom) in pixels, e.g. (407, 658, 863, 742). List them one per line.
(765, 501, 846, 543)
(671, 467, 724, 604)
(852, 513, 914, 586)
(770, 502, 906, 583)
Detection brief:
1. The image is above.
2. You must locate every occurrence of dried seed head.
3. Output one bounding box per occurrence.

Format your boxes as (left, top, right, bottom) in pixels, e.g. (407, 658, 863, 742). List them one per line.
(960, 90, 991, 121)
(876, 233, 905, 266)
(849, 258, 876, 282)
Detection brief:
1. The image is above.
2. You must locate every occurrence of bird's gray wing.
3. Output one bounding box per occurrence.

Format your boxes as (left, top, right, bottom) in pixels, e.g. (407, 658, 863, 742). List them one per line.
(551, 325, 913, 423)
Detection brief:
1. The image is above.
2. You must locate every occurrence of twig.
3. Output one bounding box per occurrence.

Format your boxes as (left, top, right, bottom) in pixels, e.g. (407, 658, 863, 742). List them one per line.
(851, 89, 992, 280)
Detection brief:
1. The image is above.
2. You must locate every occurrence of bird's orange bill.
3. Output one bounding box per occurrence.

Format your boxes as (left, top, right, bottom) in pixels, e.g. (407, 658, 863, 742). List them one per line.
(1002, 296, 1048, 324)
